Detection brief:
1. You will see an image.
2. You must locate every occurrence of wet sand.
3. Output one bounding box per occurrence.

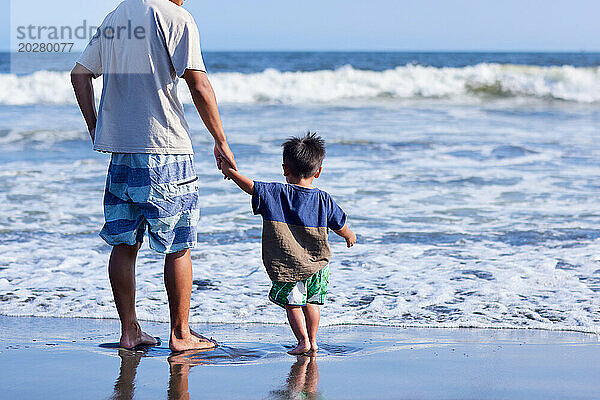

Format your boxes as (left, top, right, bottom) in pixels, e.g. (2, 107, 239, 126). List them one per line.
(1, 316, 599, 399)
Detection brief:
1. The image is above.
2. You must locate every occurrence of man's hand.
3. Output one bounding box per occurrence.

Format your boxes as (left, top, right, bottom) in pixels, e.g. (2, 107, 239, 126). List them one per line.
(214, 140, 237, 171)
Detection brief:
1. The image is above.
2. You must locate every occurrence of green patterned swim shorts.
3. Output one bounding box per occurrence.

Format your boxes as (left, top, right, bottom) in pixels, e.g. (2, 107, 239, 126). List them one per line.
(269, 266, 329, 308)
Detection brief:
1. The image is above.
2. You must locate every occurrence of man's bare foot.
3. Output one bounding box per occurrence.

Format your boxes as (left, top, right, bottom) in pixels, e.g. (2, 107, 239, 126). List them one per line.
(287, 341, 311, 355)
(170, 328, 217, 352)
(305, 344, 319, 356)
(119, 322, 158, 349)
(190, 328, 216, 344)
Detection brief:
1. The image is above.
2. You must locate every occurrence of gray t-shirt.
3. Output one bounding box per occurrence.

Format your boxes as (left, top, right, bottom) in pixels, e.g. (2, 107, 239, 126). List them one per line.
(77, 0, 205, 154)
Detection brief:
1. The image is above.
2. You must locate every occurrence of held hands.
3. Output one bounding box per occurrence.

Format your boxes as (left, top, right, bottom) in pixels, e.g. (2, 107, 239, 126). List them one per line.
(213, 140, 237, 171)
(220, 158, 235, 179)
(214, 140, 237, 180)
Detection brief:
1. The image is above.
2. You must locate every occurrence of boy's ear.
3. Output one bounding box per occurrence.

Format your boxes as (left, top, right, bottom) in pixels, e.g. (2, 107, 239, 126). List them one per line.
(282, 164, 290, 176)
(314, 167, 323, 179)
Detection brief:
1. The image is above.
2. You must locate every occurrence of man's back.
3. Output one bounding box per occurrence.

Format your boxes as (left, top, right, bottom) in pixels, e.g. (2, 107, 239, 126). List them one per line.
(77, 0, 206, 154)
(71, 0, 238, 353)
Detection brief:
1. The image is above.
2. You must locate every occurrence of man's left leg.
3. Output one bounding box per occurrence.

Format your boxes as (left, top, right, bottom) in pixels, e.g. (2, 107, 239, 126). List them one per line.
(109, 243, 158, 349)
(164, 249, 216, 352)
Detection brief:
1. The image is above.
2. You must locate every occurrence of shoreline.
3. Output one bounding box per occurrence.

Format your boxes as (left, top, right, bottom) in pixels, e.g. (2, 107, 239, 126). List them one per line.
(1, 316, 599, 399)
(2, 313, 598, 335)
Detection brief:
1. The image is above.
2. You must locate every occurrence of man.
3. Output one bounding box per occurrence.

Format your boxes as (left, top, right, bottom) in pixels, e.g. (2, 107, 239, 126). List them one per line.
(71, 0, 236, 351)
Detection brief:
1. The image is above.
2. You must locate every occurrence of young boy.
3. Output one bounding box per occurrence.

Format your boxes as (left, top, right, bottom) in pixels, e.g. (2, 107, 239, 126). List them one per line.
(221, 132, 356, 355)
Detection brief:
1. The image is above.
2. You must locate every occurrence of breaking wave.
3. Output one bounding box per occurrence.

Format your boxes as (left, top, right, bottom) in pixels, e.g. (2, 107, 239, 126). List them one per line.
(0, 63, 598, 105)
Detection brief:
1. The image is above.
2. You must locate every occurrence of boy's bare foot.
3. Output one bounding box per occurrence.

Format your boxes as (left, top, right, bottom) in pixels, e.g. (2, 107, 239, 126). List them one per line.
(287, 341, 311, 355)
(170, 328, 217, 352)
(119, 323, 158, 349)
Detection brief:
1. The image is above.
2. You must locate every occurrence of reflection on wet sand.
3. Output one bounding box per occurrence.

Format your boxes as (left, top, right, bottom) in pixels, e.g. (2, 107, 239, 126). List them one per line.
(269, 356, 322, 400)
(108, 349, 142, 400)
(167, 350, 215, 400)
(108, 347, 322, 399)
(108, 348, 214, 400)
(167, 358, 191, 400)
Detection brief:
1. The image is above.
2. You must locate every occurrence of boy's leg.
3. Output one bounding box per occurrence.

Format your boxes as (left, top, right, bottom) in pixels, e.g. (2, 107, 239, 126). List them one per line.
(285, 305, 311, 355)
(108, 243, 157, 349)
(164, 249, 216, 352)
(302, 303, 320, 354)
(302, 266, 328, 355)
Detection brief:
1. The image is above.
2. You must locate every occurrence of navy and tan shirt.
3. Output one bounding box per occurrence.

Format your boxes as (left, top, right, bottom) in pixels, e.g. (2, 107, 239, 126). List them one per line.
(252, 181, 347, 283)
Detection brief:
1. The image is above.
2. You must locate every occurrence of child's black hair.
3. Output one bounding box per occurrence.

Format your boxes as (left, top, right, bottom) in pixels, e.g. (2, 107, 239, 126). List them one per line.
(282, 132, 326, 178)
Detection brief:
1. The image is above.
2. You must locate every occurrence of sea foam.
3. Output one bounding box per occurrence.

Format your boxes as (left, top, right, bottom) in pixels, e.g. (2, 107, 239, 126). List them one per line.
(0, 64, 598, 105)
(1, 99, 600, 333)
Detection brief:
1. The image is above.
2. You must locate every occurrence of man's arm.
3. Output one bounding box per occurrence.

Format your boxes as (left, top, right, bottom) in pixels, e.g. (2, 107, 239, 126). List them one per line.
(221, 160, 254, 195)
(183, 69, 237, 171)
(70, 63, 97, 142)
(334, 225, 357, 248)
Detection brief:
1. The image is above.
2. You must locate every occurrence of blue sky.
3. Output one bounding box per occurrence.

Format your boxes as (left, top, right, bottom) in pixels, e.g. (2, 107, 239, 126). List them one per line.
(2, 0, 599, 51)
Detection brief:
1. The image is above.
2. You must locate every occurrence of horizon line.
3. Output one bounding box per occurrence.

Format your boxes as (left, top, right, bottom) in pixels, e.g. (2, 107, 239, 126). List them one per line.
(1, 49, 600, 53)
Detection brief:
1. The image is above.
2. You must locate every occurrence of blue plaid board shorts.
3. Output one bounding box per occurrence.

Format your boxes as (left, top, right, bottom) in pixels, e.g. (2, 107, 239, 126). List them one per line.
(100, 154, 200, 254)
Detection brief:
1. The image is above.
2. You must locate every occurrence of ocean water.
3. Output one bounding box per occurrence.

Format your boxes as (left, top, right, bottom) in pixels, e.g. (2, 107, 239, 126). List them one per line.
(1, 52, 600, 333)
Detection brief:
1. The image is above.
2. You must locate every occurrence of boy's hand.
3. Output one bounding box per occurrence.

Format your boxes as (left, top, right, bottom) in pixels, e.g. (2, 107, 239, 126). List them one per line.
(335, 225, 356, 248)
(345, 231, 357, 248)
(218, 159, 255, 195)
(220, 159, 234, 178)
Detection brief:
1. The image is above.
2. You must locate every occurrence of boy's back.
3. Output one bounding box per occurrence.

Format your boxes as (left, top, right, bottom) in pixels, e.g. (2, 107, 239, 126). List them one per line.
(252, 182, 347, 282)
(220, 132, 356, 355)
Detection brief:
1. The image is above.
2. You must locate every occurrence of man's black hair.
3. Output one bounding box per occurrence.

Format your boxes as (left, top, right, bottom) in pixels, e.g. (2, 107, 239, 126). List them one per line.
(282, 132, 326, 178)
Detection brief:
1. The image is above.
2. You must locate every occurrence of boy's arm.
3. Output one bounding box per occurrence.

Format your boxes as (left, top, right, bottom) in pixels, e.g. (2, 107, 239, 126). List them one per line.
(221, 161, 254, 195)
(334, 224, 357, 248)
